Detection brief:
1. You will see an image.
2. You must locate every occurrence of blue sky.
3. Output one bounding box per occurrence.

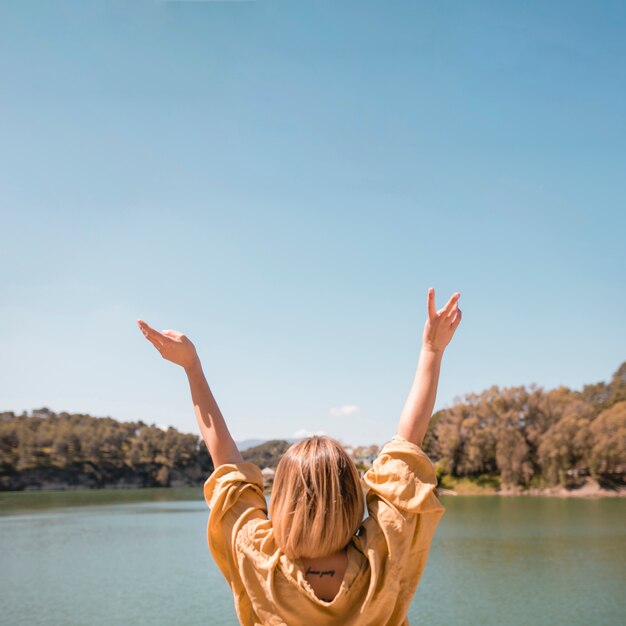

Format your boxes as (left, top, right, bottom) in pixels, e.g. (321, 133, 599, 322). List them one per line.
(1, 1, 624, 445)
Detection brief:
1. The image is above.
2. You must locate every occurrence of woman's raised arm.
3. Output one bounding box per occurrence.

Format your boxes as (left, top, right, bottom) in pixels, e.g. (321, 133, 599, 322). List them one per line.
(137, 320, 243, 467)
(396, 288, 462, 448)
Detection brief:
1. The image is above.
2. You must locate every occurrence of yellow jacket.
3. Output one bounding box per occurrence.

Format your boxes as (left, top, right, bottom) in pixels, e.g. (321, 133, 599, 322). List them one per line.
(203, 435, 445, 626)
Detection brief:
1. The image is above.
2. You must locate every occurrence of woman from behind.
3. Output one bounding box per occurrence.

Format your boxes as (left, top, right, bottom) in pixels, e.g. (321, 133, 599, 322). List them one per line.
(270, 435, 364, 604)
(137, 287, 462, 625)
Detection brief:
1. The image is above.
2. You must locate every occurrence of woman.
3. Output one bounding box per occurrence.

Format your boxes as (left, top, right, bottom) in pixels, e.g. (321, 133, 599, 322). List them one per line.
(137, 287, 462, 626)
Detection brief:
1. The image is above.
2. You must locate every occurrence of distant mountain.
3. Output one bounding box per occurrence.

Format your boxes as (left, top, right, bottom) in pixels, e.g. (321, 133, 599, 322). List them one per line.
(237, 437, 299, 452)
(236, 439, 268, 451)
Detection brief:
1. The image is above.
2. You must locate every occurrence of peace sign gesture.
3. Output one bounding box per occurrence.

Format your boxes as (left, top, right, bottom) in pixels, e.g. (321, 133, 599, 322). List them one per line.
(137, 319, 200, 371)
(422, 288, 462, 353)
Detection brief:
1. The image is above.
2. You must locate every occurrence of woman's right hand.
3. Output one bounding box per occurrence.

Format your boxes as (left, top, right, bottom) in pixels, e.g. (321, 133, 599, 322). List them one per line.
(422, 288, 462, 353)
(137, 319, 200, 371)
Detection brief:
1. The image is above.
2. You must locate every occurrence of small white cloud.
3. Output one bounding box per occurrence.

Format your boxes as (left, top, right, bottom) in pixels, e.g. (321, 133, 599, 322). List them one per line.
(328, 404, 359, 417)
(293, 428, 327, 439)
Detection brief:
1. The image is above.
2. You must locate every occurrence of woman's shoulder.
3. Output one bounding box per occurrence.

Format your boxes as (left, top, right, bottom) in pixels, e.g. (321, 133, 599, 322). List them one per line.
(236, 517, 279, 560)
(362, 434, 440, 502)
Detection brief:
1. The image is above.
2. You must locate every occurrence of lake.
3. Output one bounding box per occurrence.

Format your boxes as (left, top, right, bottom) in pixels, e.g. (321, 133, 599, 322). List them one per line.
(1, 489, 624, 625)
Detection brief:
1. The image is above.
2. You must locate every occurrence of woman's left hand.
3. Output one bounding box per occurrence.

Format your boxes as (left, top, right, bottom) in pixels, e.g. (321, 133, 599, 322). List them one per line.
(137, 319, 200, 370)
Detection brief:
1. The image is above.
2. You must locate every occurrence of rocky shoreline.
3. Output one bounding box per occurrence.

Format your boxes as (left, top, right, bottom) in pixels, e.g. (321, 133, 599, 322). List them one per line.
(1, 466, 206, 492)
(439, 478, 626, 498)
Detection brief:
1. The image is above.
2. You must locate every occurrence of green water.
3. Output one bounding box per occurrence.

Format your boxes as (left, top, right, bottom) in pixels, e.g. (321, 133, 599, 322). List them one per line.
(1, 490, 624, 625)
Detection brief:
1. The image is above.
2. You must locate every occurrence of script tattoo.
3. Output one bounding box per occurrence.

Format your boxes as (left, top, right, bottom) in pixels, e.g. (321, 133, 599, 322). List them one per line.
(306, 568, 335, 578)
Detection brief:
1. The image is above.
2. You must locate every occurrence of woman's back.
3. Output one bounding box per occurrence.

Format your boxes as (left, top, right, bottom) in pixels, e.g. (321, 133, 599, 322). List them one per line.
(301, 547, 349, 602)
(204, 435, 446, 626)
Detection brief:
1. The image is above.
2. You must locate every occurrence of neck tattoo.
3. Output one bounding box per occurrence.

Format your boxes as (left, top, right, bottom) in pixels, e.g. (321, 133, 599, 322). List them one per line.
(306, 567, 335, 578)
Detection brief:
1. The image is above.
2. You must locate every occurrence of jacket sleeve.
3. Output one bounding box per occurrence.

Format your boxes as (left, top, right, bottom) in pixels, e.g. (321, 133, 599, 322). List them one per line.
(203, 462, 268, 589)
(359, 434, 446, 583)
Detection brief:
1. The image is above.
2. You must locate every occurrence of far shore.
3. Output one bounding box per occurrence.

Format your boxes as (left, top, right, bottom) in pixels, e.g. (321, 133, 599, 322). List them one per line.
(4, 478, 624, 499)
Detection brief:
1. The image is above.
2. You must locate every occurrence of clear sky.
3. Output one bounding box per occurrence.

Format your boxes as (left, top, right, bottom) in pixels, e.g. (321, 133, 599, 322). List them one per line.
(1, 1, 624, 446)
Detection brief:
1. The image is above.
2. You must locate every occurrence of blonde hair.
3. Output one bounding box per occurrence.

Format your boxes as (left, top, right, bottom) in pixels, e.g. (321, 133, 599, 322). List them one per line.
(269, 435, 365, 560)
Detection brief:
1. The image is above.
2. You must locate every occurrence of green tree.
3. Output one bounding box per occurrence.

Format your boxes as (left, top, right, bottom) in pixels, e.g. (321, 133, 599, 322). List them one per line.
(589, 401, 626, 479)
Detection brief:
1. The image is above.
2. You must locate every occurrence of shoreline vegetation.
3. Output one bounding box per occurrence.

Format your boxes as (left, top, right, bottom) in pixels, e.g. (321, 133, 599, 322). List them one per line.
(436, 476, 625, 498)
(1, 362, 624, 498)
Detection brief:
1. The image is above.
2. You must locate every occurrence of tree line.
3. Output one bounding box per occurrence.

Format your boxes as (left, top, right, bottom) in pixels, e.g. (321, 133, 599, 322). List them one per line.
(0, 361, 624, 491)
(0, 409, 214, 490)
(422, 362, 625, 489)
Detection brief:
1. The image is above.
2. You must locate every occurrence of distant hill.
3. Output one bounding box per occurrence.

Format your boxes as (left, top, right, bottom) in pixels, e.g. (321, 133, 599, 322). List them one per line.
(237, 437, 299, 452)
(242, 440, 292, 469)
(236, 438, 268, 451)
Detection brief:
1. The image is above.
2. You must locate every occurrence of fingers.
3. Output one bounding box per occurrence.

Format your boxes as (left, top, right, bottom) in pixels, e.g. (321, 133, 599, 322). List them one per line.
(137, 319, 159, 338)
(450, 307, 462, 328)
(446, 301, 459, 322)
(137, 319, 165, 350)
(427, 287, 437, 320)
(439, 292, 460, 316)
